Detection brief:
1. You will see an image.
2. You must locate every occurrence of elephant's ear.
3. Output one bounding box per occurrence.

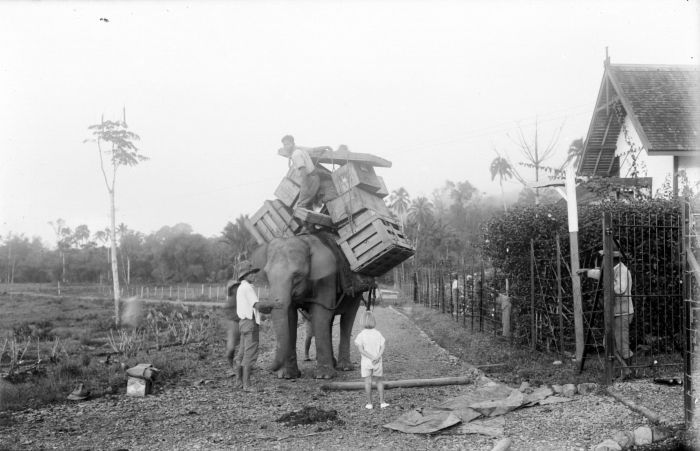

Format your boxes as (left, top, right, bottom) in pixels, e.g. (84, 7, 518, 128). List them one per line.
(306, 236, 337, 280)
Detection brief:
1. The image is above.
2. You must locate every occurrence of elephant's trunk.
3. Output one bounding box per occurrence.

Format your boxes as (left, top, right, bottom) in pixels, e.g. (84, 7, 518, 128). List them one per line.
(268, 277, 293, 372)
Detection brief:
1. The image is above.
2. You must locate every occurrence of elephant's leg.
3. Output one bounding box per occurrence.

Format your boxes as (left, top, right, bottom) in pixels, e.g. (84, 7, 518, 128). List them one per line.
(310, 303, 336, 379)
(336, 295, 362, 371)
(329, 318, 336, 368)
(276, 307, 301, 379)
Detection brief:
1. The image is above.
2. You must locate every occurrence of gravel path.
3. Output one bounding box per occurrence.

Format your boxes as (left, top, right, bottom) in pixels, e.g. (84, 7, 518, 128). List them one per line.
(0, 306, 663, 450)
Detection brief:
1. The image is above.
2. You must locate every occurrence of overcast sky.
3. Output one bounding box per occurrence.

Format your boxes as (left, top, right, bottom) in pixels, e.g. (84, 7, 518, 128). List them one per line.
(1, 0, 698, 246)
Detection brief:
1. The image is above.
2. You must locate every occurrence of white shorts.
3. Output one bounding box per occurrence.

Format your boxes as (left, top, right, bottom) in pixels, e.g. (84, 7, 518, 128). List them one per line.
(361, 360, 383, 378)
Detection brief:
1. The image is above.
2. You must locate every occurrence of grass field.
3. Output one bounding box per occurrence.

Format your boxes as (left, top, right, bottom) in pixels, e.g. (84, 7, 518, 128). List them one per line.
(0, 287, 222, 411)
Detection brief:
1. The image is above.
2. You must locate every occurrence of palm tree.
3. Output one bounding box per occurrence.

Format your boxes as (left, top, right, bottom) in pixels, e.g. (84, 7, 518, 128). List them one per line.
(221, 215, 255, 264)
(490, 155, 513, 212)
(388, 187, 410, 231)
(407, 197, 434, 263)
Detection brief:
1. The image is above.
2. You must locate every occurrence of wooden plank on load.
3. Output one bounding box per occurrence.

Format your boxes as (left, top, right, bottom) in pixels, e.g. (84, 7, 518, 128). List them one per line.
(293, 208, 334, 228)
(278, 147, 392, 168)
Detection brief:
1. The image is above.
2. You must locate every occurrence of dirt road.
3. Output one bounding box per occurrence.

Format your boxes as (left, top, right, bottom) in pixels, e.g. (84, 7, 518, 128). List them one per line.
(1, 306, 652, 450)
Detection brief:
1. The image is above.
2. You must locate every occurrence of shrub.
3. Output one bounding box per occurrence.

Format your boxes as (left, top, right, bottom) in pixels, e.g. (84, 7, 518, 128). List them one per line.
(483, 199, 683, 346)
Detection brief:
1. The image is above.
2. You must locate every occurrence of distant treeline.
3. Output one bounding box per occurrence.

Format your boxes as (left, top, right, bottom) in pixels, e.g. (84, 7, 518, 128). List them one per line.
(1, 180, 533, 285)
(0, 218, 256, 285)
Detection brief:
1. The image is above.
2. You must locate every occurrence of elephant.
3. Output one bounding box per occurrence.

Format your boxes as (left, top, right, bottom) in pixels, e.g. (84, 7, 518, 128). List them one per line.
(252, 233, 374, 379)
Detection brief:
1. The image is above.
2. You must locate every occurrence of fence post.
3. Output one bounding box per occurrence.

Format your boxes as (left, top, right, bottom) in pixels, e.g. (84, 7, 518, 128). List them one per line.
(682, 202, 693, 426)
(531, 239, 536, 350)
(556, 234, 564, 359)
(440, 270, 445, 314)
(480, 262, 485, 332)
(603, 211, 615, 384)
(413, 271, 418, 304)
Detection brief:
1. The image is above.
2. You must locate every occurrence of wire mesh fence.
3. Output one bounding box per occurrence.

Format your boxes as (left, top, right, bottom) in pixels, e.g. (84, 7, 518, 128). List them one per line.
(683, 201, 700, 427)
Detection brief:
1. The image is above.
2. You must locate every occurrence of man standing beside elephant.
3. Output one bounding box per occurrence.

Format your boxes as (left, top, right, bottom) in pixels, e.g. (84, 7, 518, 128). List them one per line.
(233, 260, 277, 391)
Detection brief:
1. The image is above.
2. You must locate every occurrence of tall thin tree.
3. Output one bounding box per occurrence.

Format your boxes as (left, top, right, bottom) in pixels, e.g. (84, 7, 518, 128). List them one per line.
(388, 187, 410, 231)
(85, 109, 147, 326)
(490, 154, 513, 212)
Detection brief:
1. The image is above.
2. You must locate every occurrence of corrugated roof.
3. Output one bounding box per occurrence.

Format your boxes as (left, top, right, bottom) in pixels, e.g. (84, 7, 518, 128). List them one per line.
(578, 64, 700, 177)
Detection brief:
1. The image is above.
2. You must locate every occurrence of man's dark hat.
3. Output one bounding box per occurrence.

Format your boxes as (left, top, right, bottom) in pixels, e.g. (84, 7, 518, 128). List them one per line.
(236, 260, 259, 281)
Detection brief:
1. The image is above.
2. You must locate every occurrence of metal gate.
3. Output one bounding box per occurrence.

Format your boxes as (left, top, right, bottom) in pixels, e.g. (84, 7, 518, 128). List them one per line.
(581, 209, 685, 380)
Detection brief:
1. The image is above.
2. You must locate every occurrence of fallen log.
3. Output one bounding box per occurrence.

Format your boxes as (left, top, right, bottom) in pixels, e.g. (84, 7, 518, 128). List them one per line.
(476, 363, 507, 369)
(320, 375, 474, 391)
(605, 387, 673, 426)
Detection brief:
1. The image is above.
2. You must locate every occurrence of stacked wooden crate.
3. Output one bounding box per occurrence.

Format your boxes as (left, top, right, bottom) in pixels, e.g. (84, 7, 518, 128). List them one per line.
(244, 147, 414, 277)
(273, 167, 302, 207)
(245, 199, 303, 245)
(329, 162, 413, 276)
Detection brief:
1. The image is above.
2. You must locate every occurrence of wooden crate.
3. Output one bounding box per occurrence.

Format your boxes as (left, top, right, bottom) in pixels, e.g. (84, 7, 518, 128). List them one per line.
(326, 186, 390, 225)
(274, 167, 304, 207)
(337, 215, 414, 276)
(246, 200, 303, 244)
(337, 209, 392, 240)
(331, 161, 382, 194)
(375, 176, 388, 198)
(274, 176, 300, 207)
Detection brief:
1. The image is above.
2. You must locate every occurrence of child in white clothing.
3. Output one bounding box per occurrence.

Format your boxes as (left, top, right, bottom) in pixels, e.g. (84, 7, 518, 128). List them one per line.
(354, 310, 388, 409)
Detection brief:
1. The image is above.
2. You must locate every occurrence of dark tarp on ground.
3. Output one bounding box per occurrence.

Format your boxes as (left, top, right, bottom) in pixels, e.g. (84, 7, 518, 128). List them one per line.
(383, 380, 572, 435)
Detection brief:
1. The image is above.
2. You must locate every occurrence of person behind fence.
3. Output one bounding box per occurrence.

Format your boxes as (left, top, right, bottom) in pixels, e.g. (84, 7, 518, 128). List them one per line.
(354, 310, 388, 410)
(451, 274, 460, 315)
(233, 260, 278, 390)
(587, 246, 634, 360)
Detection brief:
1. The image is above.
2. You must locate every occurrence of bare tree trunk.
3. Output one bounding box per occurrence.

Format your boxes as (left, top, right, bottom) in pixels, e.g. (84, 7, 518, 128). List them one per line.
(500, 180, 507, 212)
(61, 252, 66, 283)
(6, 240, 11, 284)
(110, 189, 121, 326)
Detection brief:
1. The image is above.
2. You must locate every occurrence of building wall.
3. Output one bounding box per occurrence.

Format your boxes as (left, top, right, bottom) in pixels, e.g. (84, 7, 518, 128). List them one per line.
(678, 155, 700, 193)
(616, 116, 699, 196)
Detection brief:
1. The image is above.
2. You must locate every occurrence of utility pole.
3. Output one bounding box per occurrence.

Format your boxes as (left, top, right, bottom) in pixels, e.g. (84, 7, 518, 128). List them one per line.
(530, 162, 584, 362)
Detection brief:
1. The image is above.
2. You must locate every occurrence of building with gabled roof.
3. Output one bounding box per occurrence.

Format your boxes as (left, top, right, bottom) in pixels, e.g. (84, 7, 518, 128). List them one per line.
(577, 57, 700, 196)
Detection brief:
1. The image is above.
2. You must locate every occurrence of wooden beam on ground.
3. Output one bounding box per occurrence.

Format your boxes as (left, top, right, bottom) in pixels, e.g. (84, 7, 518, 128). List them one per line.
(320, 375, 474, 391)
(475, 363, 507, 369)
(606, 387, 673, 426)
